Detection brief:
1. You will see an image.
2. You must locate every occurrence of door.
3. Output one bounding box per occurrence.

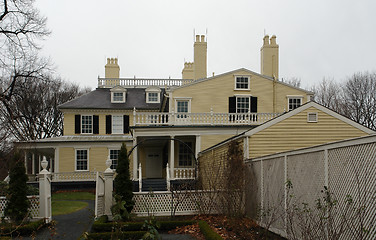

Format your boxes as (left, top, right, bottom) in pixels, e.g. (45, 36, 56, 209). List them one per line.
(145, 149, 163, 178)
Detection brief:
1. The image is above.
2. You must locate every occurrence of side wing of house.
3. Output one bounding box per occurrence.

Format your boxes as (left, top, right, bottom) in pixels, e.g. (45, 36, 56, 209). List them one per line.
(246, 102, 374, 159)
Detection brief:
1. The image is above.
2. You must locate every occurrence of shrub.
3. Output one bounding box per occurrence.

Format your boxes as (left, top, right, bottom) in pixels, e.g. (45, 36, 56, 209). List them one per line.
(198, 220, 223, 240)
(91, 220, 196, 232)
(113, 143, 134, 216)
(0, 219, 45, 237)
(4, 153, 30, 224)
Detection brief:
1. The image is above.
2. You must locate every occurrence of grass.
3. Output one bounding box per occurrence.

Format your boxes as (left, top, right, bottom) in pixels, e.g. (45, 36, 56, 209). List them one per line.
(52, 191, 95, 201)
(52, 200, 88, 216)
(51, 191, 95, 216)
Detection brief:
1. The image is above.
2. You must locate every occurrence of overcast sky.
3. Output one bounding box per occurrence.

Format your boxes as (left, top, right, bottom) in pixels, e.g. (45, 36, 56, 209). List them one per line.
(35, 0, 376, 90)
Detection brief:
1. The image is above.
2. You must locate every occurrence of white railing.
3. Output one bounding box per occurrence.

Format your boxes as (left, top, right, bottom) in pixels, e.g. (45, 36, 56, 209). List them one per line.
(135, 112, 282, 126)
(138, 163, 142, 192)
(51, 171, 97, 182)
(98, 78, 194, 88)
(174, 168, 195, 179)
(166, 163, 171, 191)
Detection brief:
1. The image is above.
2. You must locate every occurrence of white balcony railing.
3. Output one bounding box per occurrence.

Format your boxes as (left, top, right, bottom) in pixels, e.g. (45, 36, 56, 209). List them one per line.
(174, 168, 195, 179)
(134, 111, 282, 126)
(98, 78, 194, 88)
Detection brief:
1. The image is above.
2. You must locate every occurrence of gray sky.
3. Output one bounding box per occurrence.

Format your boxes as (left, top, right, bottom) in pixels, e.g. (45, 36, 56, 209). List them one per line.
(35, 0, 376, 90)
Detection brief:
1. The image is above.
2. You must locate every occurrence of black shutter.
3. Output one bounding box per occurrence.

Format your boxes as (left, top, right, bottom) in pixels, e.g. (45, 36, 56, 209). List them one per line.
(75, 115, 81, 134)
(123, 115, 130, 134)
(93, 115, 99, 134)
(106, 115, 112, 134)
(251, 96, 258, 113)
(229, 97, 236, 113)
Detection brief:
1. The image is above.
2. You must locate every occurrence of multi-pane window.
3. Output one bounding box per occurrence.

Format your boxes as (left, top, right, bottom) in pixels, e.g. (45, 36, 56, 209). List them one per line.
(81, 116, 92, 133)
(235, 76, 250, 90)
(147, 92, 159, 102)
(76, 149, 88, 171)
(109, 149, 120, 169)
(236, 97, 250, 113)
(112, 115, 123, 134)
(177, 100, 189, 118)
(288, 97, 302, 111)
(179, 142, 193, 167)
(113, 92, 124, 102)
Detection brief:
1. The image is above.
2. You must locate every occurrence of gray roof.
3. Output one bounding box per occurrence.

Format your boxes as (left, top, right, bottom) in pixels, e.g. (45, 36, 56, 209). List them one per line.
(59, 88, 164, 110)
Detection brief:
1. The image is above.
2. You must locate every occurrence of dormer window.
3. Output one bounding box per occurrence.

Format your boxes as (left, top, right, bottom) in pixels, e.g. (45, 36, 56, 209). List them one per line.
(146, 87, 161, 103)
(110, 86, 126, 103)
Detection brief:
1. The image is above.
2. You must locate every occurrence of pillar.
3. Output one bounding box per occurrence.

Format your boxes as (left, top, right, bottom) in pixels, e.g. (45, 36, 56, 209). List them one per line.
(104, 156, 114, 219)
(39, 157, 52, 223)
(32, 153, 35, 174)
(133, 137, 138, 180)
(170, 135, 175, 179)
(54, 147, 59, 173)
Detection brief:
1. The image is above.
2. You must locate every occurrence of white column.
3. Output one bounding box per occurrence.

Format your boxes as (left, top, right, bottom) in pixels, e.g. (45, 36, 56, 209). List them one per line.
(54, 147, 59, 173)
(24, 154, 28, 173)
(133, 137, 138, 180)
(195, 135, 201, 160)
(32, 153, 35, 175)
(38, 155, 41, 173)
(170, 135, 175, 179)
(243, 136, 249, 160)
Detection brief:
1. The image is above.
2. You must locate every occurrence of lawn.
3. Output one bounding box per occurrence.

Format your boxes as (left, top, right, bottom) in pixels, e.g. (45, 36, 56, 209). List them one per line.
(51, 191, 95, 216)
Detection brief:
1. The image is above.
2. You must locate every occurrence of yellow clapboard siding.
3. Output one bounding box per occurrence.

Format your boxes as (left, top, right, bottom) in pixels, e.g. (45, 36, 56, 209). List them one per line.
(59, 147, 75, 172)
(172, 69, 309, 114)
(201, 135, 234, 151)
(249, 107, 368, 158)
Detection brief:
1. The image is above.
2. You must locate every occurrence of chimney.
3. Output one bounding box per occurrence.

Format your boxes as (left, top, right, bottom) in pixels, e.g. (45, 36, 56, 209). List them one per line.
(193, 35, 207, 80)
(260, 35, 279, 79)
(105, 57, 120, 78)
(182, 62, 194, 80)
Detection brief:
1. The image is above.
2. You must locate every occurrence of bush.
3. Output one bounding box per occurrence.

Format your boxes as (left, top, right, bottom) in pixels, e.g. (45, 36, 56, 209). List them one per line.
(0, 181, 8, 196)
(198, 220, 223, 240)
(4, 153, 30, 224)
(0, 219, 45, 237)
(87, 231, 146, 240)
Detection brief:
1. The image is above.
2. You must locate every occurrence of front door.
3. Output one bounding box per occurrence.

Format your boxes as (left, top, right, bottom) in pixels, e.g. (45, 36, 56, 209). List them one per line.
(145, 149, 163, 178)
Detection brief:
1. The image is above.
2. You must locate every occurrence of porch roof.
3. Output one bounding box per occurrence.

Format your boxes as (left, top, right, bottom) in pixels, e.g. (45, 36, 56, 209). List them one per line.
(16, 135, 133, 144)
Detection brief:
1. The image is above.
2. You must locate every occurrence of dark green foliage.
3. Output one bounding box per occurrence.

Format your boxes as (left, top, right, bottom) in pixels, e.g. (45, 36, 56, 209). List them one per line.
(91, 220, 195, 232)
(87, 231, 146, 240)
(4, 153, 30, 224)
(0, 219, 45, 236)
(0, 182, 8, 196)
(198, 220, 223, 240)
(142, 217, 161, 240)
(94, 215, 108, 224)
(114, 143, 134, 214)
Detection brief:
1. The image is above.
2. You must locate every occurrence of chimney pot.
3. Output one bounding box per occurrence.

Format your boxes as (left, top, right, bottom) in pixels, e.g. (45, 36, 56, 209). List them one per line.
(195, 35, 200, 42)
(201, 35, 205, 42)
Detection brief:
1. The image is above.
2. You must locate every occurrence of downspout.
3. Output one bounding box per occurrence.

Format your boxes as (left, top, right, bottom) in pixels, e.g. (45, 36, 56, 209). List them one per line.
(273, 75, 276, 113)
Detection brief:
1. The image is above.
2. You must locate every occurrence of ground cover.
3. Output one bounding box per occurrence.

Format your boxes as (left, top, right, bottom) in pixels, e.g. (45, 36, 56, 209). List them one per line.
(52, 190, 95, 200)
(52, 200, 88, 216)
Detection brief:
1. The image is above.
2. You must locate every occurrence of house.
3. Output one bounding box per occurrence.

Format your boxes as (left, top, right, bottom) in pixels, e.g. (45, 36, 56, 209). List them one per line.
(17, 34, 320, 190)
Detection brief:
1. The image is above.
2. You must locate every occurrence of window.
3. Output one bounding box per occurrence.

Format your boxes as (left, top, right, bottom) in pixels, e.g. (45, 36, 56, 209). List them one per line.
(179, 142, 193, 167)
(110, 86, 126, 103)
(109, 149, 120, 169)
(236, 97, 250, 113)
(235, 76, 250, 90)
(288, 97, 302, 111)
(147, 92, 159, 103)
(176, 100, 189, 118)
(81, 115, 92, 133)
(76, 149, 88, 171)
(112, 115, 123, 134)
(112, 92, 124, 102)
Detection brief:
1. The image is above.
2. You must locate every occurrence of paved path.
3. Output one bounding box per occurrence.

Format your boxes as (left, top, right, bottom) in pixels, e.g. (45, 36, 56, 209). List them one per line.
(20, 200, 95, 240)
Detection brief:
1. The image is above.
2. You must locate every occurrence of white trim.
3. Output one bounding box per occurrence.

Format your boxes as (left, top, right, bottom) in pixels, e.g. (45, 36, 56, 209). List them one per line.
(146, 87, 161, 103)
(108, 148, 121, 169)
(236, 96, 251, 113)
(234, 75, 251, 90)
(75, 148, 89, 171)
(110, 86, 127, 103)
(54, 147, 59, 173)
(111, 92, 126, 103)
(175, 98, 192, 114)
(177, 140, 194, 167)
(287, 95, 303, 111)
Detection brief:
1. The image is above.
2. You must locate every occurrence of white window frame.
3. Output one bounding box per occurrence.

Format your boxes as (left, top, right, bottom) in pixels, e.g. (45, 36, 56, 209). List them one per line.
(178, 141, 194, 167)
(109, 149, 120, 169)
(110, 86, 127, 103)
(307, 112, 318, 123)
(75, 149, 89, 171)
(81, 115, 93, 134)
(174, 98, 191, 112)
(146, 87, 161, 103)
(112, 115, 123, 134)
(287, 96, 303, 111)
(234, 75, 250, 90)
(235, 95, 251, 113)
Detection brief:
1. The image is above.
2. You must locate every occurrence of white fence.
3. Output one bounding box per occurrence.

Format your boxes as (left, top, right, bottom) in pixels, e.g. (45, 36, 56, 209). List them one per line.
(98, 78, 193, 88)
(246, 135, 376, 239)
(0, 196, 40, 219)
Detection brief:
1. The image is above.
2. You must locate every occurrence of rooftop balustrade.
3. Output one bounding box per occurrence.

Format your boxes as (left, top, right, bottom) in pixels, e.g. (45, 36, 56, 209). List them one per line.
(98, 77, 194, 88)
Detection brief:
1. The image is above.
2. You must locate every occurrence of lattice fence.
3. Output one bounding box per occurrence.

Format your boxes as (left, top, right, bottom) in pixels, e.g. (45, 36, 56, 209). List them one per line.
(247, 135, 376, 239)
(0, 196, 40, 219)
(131, 190, 223, 216)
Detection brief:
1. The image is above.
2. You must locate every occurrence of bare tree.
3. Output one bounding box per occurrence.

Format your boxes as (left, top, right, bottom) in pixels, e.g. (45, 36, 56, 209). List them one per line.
(311, 78, 345, 114)
(283, 77, 302, 88)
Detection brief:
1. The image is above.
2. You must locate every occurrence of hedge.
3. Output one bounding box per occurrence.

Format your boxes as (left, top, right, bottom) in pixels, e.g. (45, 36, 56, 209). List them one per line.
(198, 220, 223, 240)
(87, 231, 146, 240)
(0, 219, 46, 237)
(91, 219, 195, 233)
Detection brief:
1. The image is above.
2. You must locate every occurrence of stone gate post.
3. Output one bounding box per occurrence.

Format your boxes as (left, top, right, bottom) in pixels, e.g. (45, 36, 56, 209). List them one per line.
(39, 157, 52, 223)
